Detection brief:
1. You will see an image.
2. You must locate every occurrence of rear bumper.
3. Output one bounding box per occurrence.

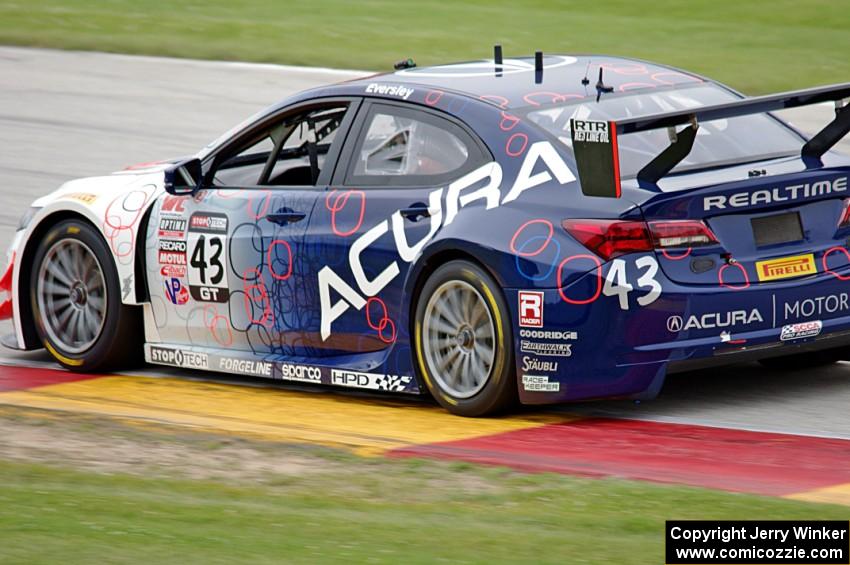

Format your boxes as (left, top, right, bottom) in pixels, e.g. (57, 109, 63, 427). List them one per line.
(508, 251, 850, 405)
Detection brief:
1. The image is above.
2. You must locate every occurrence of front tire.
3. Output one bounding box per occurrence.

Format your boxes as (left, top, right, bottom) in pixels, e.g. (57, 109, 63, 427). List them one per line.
(30, 219, 141, 371)
(414, 260, 516, 417)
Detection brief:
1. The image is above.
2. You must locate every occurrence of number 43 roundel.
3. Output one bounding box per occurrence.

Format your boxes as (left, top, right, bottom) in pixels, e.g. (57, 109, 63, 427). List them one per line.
(187, 212, 229, 303)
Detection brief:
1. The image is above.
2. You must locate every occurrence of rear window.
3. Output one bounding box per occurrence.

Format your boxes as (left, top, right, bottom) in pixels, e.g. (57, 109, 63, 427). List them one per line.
(526, 84, 803, 179)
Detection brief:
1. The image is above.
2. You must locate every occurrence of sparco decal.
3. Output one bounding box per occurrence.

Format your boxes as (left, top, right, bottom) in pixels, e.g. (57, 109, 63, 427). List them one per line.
(277, 363, 322, 383)
(149, 346, 208, 369)
(703, 177, 847, 211)
(522, 374, 560, 392)
(519, 329, 577, 340)
(784, 293, 849, 320)
(780, 321, 822, 341)
(319, 141, 576, 340)
(330, 369, 412, 391)
(520, 340, 571, 357)
(666, 309, 763, 332)
(521, 356, 558, 373)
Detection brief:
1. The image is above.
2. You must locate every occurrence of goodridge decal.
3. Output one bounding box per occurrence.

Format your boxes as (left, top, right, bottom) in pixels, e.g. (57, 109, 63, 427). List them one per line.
(318, 141, 576, 340)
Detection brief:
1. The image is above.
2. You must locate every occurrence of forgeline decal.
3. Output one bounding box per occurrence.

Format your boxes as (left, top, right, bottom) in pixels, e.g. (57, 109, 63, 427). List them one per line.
(780, 320, 823, 341)
(702, 177, 848, 211)
(666, 309, 763, 333)
(756, 253, 816, 282)
(146, 346, 412, 392)
(331, 369, 412, 392)
(318, 141, 576, 340)
(521, 374, 560, 392)
(187, 212, 229, 303)
(518, 291, 544, 328)
(364, 83, 414, 100)
(521, 356, 558, 373)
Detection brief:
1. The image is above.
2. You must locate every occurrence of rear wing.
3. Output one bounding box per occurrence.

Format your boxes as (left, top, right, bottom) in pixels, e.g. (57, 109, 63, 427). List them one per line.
(570, 82, 850, 197)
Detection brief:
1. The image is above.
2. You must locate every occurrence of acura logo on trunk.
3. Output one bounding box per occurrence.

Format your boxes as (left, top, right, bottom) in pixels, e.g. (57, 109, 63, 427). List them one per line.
(667, 315, 683, 332)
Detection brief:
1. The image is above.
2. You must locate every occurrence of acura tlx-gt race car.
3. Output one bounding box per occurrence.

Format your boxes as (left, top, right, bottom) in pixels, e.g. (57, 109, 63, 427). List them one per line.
(1, 52, 849, 416)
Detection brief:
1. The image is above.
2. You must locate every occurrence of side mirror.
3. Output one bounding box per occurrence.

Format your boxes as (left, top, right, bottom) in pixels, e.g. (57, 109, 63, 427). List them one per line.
(164, 158, 203, 195)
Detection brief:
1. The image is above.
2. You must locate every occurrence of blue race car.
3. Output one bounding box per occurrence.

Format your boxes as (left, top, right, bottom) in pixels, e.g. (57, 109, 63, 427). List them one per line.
(2, 51, 849, 416)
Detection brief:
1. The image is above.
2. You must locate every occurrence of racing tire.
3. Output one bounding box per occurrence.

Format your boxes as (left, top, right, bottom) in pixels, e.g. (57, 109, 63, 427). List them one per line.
(414, 260, 516, 417)
(757, 349, 841, 371)
(30, 219, 142, 371)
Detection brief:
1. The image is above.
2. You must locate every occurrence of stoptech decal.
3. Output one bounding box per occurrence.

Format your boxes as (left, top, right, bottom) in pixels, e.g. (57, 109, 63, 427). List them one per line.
(756, 254, 816, 282)
(330, 369, 412, 391)
(780, 320, 822, 341)
(518, 291, 544, 328)
(189, 212, 228, 234)
(703, 177, 847, 211)
(319, 141, 576, 340)
(666, 309, 763, 332)
(188, 214, 229, 303)
(158, 217, 186, 238)
(149, 346, 208, 369)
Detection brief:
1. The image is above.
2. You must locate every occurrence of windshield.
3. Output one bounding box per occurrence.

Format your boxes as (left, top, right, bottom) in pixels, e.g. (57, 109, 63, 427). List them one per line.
(526, 84, 803, 178)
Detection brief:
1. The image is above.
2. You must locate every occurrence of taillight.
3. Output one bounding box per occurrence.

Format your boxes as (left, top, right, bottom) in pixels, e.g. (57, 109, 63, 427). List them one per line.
(838, 198, 850, 227)
(648, 220, 719, 249)
(562, 219, 718, 260)
(561, 219, 652, 260)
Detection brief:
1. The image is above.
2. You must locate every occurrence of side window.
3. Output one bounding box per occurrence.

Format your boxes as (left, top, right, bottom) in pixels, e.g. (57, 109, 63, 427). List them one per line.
(212, 104, 349, 188)
(345, 104, 487, 187)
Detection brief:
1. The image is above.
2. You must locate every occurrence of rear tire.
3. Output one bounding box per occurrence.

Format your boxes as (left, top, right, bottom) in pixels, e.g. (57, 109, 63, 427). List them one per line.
(30, 219, 142, 371)
(414, 260, 516, 417)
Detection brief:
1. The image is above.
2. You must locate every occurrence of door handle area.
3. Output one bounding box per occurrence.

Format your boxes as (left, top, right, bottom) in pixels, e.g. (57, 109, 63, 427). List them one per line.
(265, 209, 306, 225)
(400, 203, 431, 221)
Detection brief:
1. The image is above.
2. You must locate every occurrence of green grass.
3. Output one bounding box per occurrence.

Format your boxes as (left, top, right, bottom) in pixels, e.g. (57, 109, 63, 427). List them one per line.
(0, 459, 847, 564)
(0, 0, 847, 94)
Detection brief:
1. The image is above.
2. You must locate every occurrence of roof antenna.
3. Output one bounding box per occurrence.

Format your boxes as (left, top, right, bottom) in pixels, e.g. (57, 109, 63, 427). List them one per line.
(581, 61, 591, 86)
(595, 67, 614, 102)
(534, 50, 543, 84)
(494, 44, 503, 77)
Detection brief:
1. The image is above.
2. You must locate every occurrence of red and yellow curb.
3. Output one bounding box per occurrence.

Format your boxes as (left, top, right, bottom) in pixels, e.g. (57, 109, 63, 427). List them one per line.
(1, 364, 848, 505)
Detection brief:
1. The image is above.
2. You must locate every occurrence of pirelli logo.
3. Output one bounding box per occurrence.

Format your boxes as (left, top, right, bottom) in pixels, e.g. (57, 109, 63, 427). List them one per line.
(756, 253, 816, 281)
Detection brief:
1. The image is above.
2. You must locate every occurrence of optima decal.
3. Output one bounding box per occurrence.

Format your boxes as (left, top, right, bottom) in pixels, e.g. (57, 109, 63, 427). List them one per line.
(318, 141, 576, 340)
(703, 177, 847, 211)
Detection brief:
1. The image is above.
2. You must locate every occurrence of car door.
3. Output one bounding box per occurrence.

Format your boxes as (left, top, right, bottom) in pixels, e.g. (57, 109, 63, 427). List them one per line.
(313, 100, 491, 354)
(146, 98, 359, 358)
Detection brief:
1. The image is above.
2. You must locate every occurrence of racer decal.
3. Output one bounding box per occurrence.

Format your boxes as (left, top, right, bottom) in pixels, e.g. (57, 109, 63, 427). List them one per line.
(188, 213, 229, 303)
(518, 291, 544, 328)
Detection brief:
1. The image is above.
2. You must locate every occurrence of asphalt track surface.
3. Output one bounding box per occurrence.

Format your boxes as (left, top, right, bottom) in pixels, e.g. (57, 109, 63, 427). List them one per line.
(1, 46, 850, 445)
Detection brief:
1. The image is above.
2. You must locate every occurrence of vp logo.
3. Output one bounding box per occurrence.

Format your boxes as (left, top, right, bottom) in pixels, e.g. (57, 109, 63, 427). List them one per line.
(666, 315, 683, 333)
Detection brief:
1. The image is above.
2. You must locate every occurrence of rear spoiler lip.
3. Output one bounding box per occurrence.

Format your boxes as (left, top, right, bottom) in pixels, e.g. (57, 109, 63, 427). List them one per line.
(615, 82, 850, 135)
(569, 82, 850, 196)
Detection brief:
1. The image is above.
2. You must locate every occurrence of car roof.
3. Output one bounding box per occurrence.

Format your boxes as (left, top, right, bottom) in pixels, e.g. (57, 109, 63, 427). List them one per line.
(343, 54, 707, 110)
